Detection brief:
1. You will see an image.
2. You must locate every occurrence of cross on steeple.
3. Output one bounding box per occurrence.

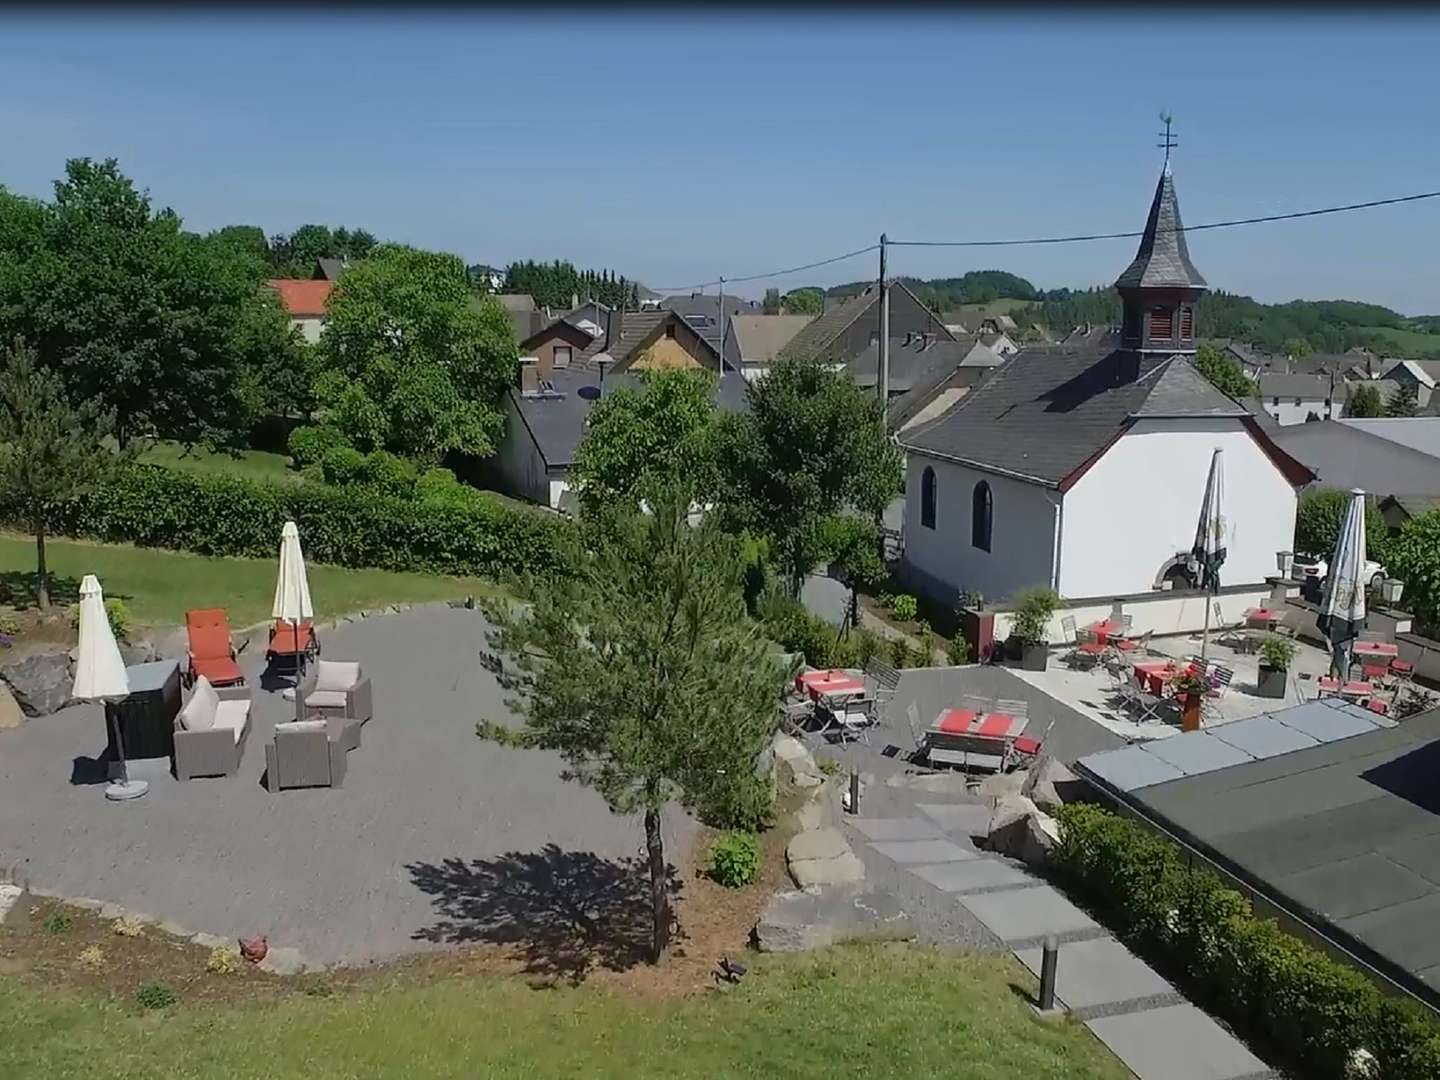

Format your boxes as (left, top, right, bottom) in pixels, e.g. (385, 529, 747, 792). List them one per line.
(1157, 112, 1177, 167)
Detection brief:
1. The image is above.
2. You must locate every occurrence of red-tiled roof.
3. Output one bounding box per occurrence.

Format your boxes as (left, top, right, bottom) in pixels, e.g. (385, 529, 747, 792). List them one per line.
(266, 279, 334, 317)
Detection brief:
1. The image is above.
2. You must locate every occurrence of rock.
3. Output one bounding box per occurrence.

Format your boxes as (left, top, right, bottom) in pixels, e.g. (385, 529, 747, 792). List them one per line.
(0, 683, 25, 730)
(885, 770, 973, 795)
(752, 744, 776, 782)
(119, 640, 157, 666)
(258, 945, 307, 976)
(191, 931, 228, 950)
(0, 883, 23, 924)
(977, 769, 1027, 800)
(787, 827, 866, 888)
(0, 651, 73, 716)
(795, 789, 833, 832)
(1019, 811, 1061, 868)
(793, 772, 824, 789)
(771, 733, 823, 786)
(1021, 755, 1082, 813)
(158, 919, 191, 938)
(754, 884, 914, 953)
(68, 897, 106, 912)
(985, 794, 1040, 858)
(99, 901, 127, 920)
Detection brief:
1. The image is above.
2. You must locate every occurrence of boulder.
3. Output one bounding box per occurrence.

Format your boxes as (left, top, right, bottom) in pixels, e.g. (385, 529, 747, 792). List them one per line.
(985, 794, 1040, 858)
(0, 883, 23, 925)
(1018, 811, 1062, 868)
(977, 769, 1027, 800)
(0, 651, 73, 717)
(1021, 755, 1082, 813)
(147, 628, 190, 663)
(754, 884, 914, 953)
(0, 683, 25, 730)
(771, 733, 824, 786)
(787, 827, 866, 888)
(119, 640, 157, 666)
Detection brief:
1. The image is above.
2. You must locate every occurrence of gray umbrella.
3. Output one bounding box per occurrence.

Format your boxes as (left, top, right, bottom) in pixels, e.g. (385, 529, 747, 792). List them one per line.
(1318, 489, 1368, 679)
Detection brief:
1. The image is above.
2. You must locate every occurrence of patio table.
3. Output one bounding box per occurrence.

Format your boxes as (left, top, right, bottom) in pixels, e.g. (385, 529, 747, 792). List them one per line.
(1088, 619, 1125, 645)
(931, 708, 1026, 740)
(1353, 641, 1399, 659)
(796, 669, 859, 694)
(1133, 660, 1178, 696)
(808, 676, 866, 702)
(1338, 680, 1374, 699)
(934, 707, 979, 734)
(1245, 607, 1281, 630)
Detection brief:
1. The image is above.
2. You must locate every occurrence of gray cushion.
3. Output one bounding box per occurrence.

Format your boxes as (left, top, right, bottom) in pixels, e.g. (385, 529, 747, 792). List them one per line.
(315, 661, 360, 692)
(179, 677, 219, 731)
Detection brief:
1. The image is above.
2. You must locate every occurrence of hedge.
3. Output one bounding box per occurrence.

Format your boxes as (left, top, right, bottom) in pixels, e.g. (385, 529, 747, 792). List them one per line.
(1054, 804, 1440, 1079)
(4, 465, 571, 582)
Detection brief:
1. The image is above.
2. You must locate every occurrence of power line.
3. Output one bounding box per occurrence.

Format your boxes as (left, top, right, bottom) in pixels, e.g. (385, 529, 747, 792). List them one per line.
(887, 189, 1440, 248)
(649, 243, 878, 295)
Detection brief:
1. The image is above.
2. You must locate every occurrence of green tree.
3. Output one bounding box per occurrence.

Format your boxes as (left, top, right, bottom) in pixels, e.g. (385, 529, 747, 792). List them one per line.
(0, 339, 129, 608)
(1192, 343, 1256, 399)
(1294, 487, 1390, 565)
(1385, 384, 1419, 417)
(314, 244, 517, 463)
(0, 158, 288, 449)
(206, 224, 270, 269)
(571, 369, 717, 515)
(1384, 509, 1440, 631)
(1348, 382, 1384, 418)
(781, 288, 824, 316)
(713, 358, 901, 595)
(762, 288, 781, 315)
(478, 482, 784, 961)
(1282, 337, 1313, 360)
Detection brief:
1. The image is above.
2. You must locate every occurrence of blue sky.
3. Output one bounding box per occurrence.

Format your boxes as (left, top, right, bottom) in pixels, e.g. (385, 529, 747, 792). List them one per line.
(2, 12, 1437, 312)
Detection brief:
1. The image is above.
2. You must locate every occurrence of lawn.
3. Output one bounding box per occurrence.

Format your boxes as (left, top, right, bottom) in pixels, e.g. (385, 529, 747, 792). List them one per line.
(136, 441, 299, 484)
(0, 535, 496, 628)
(0, 944, 1128, 1079)
(1359, 325, 1440, 358)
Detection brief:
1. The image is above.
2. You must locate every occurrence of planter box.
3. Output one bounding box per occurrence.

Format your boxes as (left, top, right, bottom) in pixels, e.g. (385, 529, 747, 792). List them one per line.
(1256, 664, 1287, 699)
(1019, 643, 1049, 672)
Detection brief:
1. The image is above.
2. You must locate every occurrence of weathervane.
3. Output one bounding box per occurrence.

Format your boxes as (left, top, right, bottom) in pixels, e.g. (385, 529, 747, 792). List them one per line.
(1157, 111, 1177, 165)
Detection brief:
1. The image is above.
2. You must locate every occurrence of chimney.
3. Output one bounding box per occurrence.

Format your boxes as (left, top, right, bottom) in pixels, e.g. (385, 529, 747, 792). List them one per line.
(571, 292, 579, 310)
(519, 357, 539, 396)
(605, 306, 623, 351)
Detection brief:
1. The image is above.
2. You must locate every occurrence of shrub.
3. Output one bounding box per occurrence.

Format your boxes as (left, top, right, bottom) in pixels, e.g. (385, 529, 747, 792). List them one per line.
(708, 831, 761, 888)
(111, 914, 145, 938)
(318, 445, 367, 487)
(757, 589, 833, 668)
(891, 594, 918, 622)
(41, 909, 75, 935)
(890, 636, 915, 669)
(77, 944, 106, 971)
(135, 981, 178, 1010)
(0, 606, 19, 636)
(915, 619, 935, 665)
(1054, 804, 1440, 1079)
(287, 424, 350, 469)
(7, 465, 570, 583)
(356, 450, 420, 499)
(1259, 635, 1297, 671)
(66, 597, 131, 642)
(205, 945, 240, 975)
(945, 633, 971, 666)
(1010, 586, 1059, 644)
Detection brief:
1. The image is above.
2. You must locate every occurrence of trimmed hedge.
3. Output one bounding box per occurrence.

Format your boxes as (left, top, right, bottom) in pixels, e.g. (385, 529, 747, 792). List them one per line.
(6, 465, 570, 582)
(1054, 804, 1440, 1079)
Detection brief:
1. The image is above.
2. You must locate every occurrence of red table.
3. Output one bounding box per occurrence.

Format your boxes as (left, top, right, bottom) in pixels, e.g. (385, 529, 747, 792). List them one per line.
(1353, 641, 1399, 659)
(1246, 608, 1281, 629)
(935, 708, 979, 734)
(1133, 660, 1178, 696)
(810, 677, 866, 703)
(931, 708, 1027, 740)
(1088, 619, 1124, 645)
(796, 669, 857, 694)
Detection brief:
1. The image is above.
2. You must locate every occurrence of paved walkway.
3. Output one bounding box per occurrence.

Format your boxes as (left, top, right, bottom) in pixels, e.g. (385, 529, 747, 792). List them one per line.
(840, 803, 1275, 1080)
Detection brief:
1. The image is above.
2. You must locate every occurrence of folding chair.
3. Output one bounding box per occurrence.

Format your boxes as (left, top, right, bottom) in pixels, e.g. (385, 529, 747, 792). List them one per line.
(1060, 615, 1106, 669)
(1129, 683, 1168, 724)
(1008, 718, 1056, 771)
(905, 701, 929, 763)
(1115, 628, 1153, 655)
(1390, 658, 1415, 687)
(1317, 676, 1341, 699)
(864, 658, 902, 723)
(992, 698, 1030, 723)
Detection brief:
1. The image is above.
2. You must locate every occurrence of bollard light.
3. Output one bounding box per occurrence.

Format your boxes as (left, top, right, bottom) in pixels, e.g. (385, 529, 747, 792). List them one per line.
(849, 767, 861, 815)
(1039, 935, 1059, 1011)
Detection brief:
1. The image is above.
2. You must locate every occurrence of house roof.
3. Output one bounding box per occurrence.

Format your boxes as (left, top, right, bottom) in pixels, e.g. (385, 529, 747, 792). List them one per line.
(778, 280, 948, 364)
(497, 293, 537, 313)
(314, 257, 346, 281)
(1339, 417, 1440, 458)
(1113, 166, 1208, 291)
(1270, 419, 1440, 497)
(1258, 372, 1349, 400)
(900, 334, 1250, 485)
(266, 278, 334, 317)
(1390, 359, 1440, 388)
(729, 315, 813, 364)
(1380, 494, 1440, 519)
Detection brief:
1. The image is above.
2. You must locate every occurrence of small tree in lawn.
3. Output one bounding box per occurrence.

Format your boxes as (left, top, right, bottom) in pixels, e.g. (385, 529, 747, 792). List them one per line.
(0, 338, 127, 608)
(1348, 382, 1383, 418)
(477, 480, 785, 962)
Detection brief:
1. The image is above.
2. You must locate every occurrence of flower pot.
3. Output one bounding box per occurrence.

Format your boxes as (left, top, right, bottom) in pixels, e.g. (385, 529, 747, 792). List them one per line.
(1019, 643, 1049, 672)
(1256, 663, 1287, 699)
(1180, 692, 1202, 732)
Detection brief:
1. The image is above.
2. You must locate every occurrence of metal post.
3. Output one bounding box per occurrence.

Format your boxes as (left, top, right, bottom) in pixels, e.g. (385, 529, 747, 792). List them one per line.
(718, 276, 726, 372)
(878, 234, 889, 431)
(1039, 935, 1059, 1011)
(849, 767, 861, 815)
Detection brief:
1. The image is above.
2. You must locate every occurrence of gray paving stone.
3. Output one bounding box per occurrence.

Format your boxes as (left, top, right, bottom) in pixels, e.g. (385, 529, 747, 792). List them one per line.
(1015, 936, 1174, 1010)
(1086, 1004, 1269, 1080)
(869, 838, 977, 865)
(959, 885, 1098, 942)
(847, 817, 942, 842)
(911, 859, 1038, 894)
(916, 802, 995, 837)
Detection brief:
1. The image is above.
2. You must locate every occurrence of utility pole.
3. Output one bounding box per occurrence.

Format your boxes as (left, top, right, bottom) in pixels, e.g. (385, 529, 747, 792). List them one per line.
(878, 234, 889, 432)
(718, 276, 727, 373)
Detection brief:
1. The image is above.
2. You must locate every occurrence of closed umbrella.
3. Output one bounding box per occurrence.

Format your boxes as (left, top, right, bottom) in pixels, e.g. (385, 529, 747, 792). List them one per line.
(1191, 448, 1228, 660)
(1319, 489, 1367, 680)
(272, 521, 314, 723)
(72, 575, 140, 801)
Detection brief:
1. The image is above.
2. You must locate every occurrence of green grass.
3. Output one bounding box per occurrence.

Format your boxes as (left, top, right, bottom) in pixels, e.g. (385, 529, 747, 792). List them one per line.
(0, 534, 496, 628)
(136, 441, 299, 484)
(0, 945, 1128, 1079)
(1358, 325, 1440, 358)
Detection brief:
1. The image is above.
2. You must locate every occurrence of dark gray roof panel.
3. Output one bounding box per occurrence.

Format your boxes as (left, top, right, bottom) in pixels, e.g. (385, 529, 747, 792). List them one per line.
(1077, 745, 1186, 794)
(1208, 715, 1322, 759)
(1114, 166, 1208, 291)
(1143, 730, 1257, 776)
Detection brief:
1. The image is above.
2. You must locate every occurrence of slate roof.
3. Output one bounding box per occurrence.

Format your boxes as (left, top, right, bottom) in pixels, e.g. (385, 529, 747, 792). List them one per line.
(1258, 372, 1348, 401)
(314, 257, 346, 281)
(1340, 417, 1440, 458)
(729, 314, 813, 364)
(1114, 166, 1207, 291)
(1270, 419, 1440, 497)
(778, 288, 876, 363)
(901, 333, 1249, 485)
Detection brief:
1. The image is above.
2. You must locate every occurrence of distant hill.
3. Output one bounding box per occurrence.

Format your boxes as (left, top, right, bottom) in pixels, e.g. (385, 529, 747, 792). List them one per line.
(825, 270, 1040, 310)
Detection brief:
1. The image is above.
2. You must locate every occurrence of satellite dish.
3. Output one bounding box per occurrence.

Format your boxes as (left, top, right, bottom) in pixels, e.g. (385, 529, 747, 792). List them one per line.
(577, 385, 601, 401)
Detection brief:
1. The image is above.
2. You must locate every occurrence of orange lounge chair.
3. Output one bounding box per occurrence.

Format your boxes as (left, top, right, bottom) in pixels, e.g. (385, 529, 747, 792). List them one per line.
(267, 619, 319, 663)
(185, 608, 245, 687)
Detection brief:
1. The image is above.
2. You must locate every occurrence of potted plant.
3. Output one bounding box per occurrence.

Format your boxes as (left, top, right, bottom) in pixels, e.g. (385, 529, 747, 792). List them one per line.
(1257, 636, 1295, 699)
(1170, 669, 1208, 732)
(1009, 587, 1059, 672)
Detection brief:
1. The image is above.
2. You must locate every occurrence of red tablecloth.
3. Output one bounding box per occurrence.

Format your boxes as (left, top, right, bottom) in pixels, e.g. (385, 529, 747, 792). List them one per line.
(1246, 608, 1280, 627)
(1339, 681, 1374, 697)
(936, 708, 979, 734)
(1353, 642, 1399, 658)
(810, 677, 865, 700)
(1133, 661, 1176, 695)
(1088, 619, 1124, 645)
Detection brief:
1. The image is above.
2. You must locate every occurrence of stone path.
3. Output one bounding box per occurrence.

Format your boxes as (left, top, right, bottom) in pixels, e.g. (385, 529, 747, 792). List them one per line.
(842, 808, 1275, 1080)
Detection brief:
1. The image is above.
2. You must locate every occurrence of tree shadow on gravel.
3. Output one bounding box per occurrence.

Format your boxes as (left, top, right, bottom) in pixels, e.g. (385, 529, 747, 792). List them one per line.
(407, 844, 683, 983)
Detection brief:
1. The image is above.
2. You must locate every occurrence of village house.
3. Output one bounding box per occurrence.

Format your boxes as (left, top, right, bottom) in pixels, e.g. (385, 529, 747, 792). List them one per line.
(778, 281, 954, 366)
(847, 332, 1005, 435)
(897, 164, 1312, 613)
(1256, 371, 1348, 425)
(266, 278, 333, 343)
(725, 313, 814, 382)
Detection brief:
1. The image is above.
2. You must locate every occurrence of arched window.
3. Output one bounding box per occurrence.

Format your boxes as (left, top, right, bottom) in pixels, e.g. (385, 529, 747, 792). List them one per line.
(920, 467, 937, 530)
(971, 481, 992, 552)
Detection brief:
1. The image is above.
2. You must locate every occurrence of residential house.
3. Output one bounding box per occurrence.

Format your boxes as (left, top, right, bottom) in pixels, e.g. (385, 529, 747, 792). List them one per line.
(660, 293, 762, 369)
(313, 257, 347, 282)
(897, 164, 1311, 607)
(847, 333, 1005, 435)
(266, 278, 334, 343)
(497, 294, 544, 343)
(1378, 494, 1440, 533)
(979, 331, 1020, 358)
(725, 314, 814, 382)
(779, 281, 954, 366)
(495, 307, 746, 508)
(1381, 359, 1440, 408)
(1256, 372, 1348, 425)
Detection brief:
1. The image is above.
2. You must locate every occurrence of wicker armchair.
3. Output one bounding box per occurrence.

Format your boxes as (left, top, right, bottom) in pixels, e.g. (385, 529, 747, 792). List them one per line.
(264, 721, 346, 792)
(172, 677, 252, 780)
(298, 660, 372, 750)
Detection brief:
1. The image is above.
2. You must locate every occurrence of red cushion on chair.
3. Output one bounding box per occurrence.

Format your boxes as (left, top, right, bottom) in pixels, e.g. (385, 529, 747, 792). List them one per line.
(1012, 736, 1041, 755)
(192, 655, 243, 686)
(1366, 697, 1390, 715)
(1361, 664, 1389, 680)
(1077, 642, 1107, 655)
(269, 620, 315, 655)
(1390, 660, 1415, 674)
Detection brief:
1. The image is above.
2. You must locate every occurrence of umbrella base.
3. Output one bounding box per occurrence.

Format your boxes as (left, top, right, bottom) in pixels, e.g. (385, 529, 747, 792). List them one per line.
(105, 778, 149, 801)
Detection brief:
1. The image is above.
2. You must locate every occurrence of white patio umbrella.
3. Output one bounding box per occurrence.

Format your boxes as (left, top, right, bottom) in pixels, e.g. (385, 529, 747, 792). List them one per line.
(1318, 488, 1368, 679)
(272, 520, 314, 723)
(72, 575, 141, 801)
(1191, 448, 1228, 660)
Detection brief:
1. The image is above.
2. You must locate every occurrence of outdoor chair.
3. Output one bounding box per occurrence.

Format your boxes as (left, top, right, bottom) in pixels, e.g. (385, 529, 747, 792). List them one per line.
(1127, 682, 1169, 724)
(1359, 662, 1391, 685)
(1365, 697, 1391, 717)
(1390, 658, 1415, 686)
(992, 698, 1030, 723)
(266, 619, 320, 674)
(1115, 628, 1153, 655)
(299, 661, 372, 750)
(173, 676, 252, 780)
(1060, 616, 1106, 669)
(904, 701, 929, 763)
(1317, 676, 1342, 699)
(780, 699, 814, 737)
(265, 721, 347, 792)
(863, 657, 902, 723)
(1212, 602, 1249, 649)
(926, 730, 1007, 773)
(185, 608, 246, 688)
(1007, 719, 1056, 771)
